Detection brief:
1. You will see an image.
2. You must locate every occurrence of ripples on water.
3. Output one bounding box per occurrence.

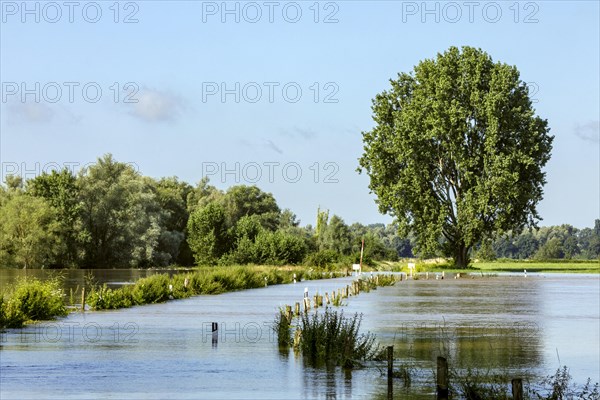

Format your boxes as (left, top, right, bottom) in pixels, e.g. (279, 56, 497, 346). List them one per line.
(1, 272, 598, 399)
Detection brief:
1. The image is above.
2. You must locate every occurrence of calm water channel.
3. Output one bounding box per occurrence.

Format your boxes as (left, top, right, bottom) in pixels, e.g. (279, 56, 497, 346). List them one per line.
(0, 271, 598, 399)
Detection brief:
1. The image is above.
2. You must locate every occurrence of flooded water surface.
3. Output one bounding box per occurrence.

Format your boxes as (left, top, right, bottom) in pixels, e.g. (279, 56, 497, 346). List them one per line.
(1, 273, 598, 399)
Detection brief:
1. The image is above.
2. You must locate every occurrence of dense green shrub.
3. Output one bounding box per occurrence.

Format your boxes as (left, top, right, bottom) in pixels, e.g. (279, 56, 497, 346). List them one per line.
(131, 274, 171, 304)
(0, 296, 26, 328)
(88, 266, 331, 311)
(9, 278, 67, 321)
(304, 249, 340, 268)
(226, 230, 307, 265)
(187, 272, 225, 295)
(87, 284, 134, 309)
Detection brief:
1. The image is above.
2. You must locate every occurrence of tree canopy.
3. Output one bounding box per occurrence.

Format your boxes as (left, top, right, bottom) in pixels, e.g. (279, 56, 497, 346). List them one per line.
(359, 46, 554, 267)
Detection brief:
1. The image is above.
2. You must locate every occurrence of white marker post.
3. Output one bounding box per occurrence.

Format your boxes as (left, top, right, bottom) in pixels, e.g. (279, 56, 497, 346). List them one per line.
(408, 262, 416, 278)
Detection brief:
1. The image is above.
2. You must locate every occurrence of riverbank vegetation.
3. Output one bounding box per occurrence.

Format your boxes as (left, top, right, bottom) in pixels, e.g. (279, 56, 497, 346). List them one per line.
(0, 277, 67, 328)
(0, 155, 597, 271)
(275, 275, 398, 368)
(447, 365, 599, 400)
(378, 260, 600, 274)
(277, 309, 378, 368)
(88, 265, 344, 310)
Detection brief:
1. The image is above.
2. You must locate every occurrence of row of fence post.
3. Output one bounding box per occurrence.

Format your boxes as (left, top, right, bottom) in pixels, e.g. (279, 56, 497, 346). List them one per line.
(385, 353, 524, 399)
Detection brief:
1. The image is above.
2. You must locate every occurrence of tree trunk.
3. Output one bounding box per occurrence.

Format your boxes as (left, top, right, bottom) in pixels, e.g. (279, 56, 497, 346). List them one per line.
(454, 242, 470, 269)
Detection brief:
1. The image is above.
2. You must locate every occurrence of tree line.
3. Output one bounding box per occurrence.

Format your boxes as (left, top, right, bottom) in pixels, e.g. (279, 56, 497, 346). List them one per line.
(0, 154, 400, 269)
(0, 154, 597, 269)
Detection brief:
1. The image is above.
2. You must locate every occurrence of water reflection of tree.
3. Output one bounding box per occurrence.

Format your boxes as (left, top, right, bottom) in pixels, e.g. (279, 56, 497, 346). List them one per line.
(393, 320, 542, 369)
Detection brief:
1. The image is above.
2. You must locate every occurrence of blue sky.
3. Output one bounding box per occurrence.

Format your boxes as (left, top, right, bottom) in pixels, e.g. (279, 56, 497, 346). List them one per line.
(1, 0, 598, 228)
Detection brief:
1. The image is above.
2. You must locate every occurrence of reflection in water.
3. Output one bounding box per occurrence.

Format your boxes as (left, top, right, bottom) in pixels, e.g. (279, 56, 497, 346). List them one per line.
(0, 274, 598, 399)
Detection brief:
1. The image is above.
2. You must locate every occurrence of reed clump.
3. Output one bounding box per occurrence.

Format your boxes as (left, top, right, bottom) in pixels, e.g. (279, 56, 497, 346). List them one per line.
(290, 310, 378, 369)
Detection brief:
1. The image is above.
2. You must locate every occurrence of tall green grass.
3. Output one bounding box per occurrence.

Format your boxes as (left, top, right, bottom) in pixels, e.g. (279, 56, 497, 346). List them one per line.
(88, 266, 330, 310)
(295, 310, 378, 368)
(0, 277, 68, 328)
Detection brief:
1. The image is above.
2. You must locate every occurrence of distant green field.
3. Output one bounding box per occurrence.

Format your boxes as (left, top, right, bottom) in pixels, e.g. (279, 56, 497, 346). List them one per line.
(473, 261, 599, 274)
(378, 260, 600, 274)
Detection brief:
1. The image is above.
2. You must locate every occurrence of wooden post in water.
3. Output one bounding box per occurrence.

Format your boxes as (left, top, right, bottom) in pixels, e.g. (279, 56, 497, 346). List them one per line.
(325, 292, 330, 305)
(436, 356, 449, 400)
(212, 322, 218, 346)
(294, 302, 300, 316)
(293, 329, 302, 348)
(313, 295, 319, 308)
(303, 298, 309, 313)
(80, 287, 86, 312)
(512, 378, 523, 400)
(285, 305, 292, 321)
(387, 345, 394, 399)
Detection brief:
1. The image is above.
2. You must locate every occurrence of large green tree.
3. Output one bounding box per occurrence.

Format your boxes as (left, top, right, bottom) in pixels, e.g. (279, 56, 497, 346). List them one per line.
(359, 46, 553, 267)
(220, 185, 281, 230)
(26, 169, 83, 267)
(187, 202, 229, 265)
(0, 194, 63, 268)
(78, 154, 172, 268)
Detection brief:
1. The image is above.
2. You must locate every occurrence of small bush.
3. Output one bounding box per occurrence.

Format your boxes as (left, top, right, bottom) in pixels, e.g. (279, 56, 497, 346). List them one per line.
(131, 274, 171, 304)
(87, 284, 134, 309)
(9, 278, 67, 321)
(304, 249, 340, 268)
(0, 296, 26, 329)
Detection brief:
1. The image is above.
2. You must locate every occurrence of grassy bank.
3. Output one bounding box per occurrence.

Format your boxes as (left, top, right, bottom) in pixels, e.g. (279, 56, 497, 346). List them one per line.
(473, 261, 599, 274)
(378, 260, 600, 274)
(0, 265, 348, 327)
(87, 265, 346, 311)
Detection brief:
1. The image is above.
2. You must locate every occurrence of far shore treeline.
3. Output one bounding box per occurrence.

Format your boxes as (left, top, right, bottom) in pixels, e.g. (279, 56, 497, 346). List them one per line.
(0, 154, 598, 269)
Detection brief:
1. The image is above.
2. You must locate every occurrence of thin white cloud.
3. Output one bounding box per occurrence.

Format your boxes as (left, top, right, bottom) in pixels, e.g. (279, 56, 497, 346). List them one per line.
(129, 88, 185, 122)
(6, 102, 54, 124)
(574, 120, 599, 143)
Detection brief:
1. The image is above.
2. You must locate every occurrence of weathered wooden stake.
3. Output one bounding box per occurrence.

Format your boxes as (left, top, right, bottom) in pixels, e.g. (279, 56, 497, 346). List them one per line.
(512, 378, 523, 400)
(212, 322, 218, 346)
(313, 295, 319, 308)
(387, 345, 394, 400)
(436, 356, 449, 399)
(293, 329, 302, 347)
(325, 293, 330, 304)
(294, 302, 300, 316)
(285, 305, 292, 321)
(80, 287, 86, 312)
